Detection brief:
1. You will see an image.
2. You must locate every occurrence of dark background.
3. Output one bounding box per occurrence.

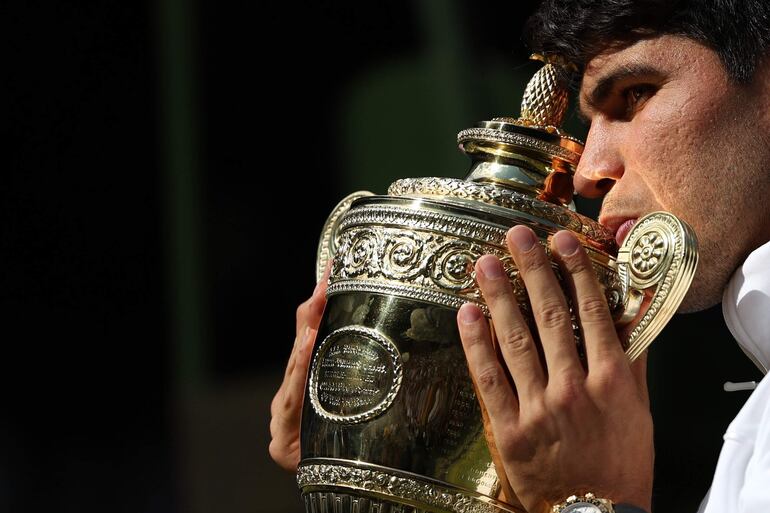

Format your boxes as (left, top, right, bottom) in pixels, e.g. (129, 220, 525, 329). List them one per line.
(3, 1, 762, 512)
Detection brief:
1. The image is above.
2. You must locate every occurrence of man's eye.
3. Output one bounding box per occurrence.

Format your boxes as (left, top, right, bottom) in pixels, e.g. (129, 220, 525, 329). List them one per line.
(623, 84, 655, 116)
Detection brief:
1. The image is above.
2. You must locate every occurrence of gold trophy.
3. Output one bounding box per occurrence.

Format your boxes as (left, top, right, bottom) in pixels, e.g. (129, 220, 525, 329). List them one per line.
(298, 57, 698, 513)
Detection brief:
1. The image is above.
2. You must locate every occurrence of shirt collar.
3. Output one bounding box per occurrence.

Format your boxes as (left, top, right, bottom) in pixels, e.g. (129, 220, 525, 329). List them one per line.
(722, 239, 770, 374)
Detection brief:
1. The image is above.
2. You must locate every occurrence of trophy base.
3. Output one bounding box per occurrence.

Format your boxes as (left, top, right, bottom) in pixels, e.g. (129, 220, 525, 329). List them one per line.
(302, 490, 519, 513)
(298, 460, 521, 513)
(302, 491, 425, 513)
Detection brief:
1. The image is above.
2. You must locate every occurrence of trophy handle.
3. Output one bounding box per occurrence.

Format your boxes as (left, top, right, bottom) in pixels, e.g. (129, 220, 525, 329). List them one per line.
(316, 191, 375, 282)
(615, 211, 698, 362)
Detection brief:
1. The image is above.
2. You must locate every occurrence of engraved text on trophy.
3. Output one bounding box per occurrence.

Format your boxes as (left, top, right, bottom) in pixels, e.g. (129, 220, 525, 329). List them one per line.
(309, 326, 403, 424)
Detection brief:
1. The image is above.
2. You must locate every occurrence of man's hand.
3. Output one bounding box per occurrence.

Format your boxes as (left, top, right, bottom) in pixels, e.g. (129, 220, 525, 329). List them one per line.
(269, 263, 330, 472)
(457, 226, 653, 513)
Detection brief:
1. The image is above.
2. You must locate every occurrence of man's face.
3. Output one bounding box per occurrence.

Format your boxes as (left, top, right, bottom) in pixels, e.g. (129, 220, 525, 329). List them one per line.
(576, 35, 770, 312)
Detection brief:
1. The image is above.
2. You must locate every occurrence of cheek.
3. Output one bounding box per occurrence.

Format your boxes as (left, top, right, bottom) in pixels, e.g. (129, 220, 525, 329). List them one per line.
(627, 89, 726, 210)
(624, 123, 689, 204)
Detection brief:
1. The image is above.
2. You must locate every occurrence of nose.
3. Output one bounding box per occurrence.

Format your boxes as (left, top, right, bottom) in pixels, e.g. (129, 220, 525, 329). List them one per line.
(574, 118, 625, 198)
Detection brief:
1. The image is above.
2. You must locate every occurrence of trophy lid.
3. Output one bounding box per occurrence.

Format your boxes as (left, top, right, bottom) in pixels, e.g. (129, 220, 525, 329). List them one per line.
(457, 54, 584, 207)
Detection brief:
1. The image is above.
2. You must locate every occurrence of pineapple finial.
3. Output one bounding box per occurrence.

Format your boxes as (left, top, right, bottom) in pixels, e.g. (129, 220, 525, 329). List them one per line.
(519, 54, 574, 128)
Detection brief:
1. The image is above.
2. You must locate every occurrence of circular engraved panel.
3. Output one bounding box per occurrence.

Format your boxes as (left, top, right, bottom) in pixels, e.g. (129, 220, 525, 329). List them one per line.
(623, 216, 676, 289)
(309, 326, 402, 424)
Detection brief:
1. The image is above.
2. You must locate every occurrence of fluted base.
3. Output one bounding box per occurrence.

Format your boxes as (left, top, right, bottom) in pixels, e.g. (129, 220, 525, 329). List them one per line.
(297, 460, 520, 513)
(302, 491, 426, 513)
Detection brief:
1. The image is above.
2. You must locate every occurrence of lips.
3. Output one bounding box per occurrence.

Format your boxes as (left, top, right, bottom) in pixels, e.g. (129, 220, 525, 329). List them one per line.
(615, 219, 637, 246)
(600, 216, 639, 246)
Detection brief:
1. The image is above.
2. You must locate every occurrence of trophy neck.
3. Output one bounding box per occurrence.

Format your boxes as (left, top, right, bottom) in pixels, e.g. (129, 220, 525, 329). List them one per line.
(458, 119, 584, 207)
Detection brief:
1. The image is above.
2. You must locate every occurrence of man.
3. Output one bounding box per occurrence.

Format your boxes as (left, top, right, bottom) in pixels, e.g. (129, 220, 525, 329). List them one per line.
(270, 1, 770, 511)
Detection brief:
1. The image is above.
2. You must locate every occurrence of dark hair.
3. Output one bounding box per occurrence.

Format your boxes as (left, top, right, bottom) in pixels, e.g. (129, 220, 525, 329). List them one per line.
(525, 0, 770, 83)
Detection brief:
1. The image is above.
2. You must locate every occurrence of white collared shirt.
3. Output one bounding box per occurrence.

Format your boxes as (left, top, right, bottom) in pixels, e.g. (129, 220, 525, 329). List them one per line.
(697, 240, 770, 513)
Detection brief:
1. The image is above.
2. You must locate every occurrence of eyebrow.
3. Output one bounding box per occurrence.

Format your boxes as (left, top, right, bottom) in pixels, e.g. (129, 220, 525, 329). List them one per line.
(578, 63, 663, 122)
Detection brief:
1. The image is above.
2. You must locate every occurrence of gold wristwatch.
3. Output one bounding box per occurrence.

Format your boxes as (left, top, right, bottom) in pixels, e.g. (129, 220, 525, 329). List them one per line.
(552, 493, 649, 513)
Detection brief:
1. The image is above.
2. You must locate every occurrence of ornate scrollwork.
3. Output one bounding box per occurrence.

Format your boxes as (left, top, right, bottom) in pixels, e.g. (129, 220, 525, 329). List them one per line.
(317, 191, 375, 282)
(344, 229, 379, 276)
(429, 242, 480, 291)
(381, 232, 425, 280)
(329, 204, 623, 319)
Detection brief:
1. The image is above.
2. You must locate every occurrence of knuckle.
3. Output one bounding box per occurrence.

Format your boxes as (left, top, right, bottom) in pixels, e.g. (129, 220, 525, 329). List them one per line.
(281, 390, 296, 412)
(591, 360, 630, 394)
(536, 299, 571, 329)
(309, 293, 327, 317)
(591, 375, 618, 397)
(498, 325, 532, 355)
(522, 403, 549, 430)
(549, 373, 585, 409)
(268, 439, 286, 466)
(475, 365, 506, 393)
(295, 300, 312, 324)
(496, 426, 528, 454)
(270, 440, 300, 471)
(578, 295, 610, 322)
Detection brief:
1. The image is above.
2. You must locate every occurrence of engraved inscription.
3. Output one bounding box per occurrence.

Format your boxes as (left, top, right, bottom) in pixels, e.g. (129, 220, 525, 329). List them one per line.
(317, 342, 390, 411)
(309, 326, 402, 424)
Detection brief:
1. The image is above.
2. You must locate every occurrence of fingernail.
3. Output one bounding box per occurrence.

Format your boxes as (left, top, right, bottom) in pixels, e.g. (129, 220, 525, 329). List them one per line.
(508, 226, 537, 252)
(477, 255, 505, 279)
(553, 230, 580, 257)
(459, 303, 482, 324)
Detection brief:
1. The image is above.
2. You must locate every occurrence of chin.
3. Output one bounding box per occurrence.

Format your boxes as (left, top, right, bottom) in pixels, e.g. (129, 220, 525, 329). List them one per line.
(677, 293, 719, 313)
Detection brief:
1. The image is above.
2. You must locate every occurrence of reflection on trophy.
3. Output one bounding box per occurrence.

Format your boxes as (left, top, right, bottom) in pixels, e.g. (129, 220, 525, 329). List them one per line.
(297, 56, 698, 513)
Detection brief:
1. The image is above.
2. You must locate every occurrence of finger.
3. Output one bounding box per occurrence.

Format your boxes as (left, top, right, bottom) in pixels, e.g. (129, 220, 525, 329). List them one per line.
(295, 262, 331, 340)
(279, 328, 316, 429)
(274, 326, 309, 416)
(551, 230, 624, 371)
(457, 303, 519, 427)
(310, 260, 332, 320)
(315, 259, 333, 302)
(475, 255, 546, 397)
(295, 299, 312, 340)
(283, 325, 309, 385)
(506, 225, 582, 375)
